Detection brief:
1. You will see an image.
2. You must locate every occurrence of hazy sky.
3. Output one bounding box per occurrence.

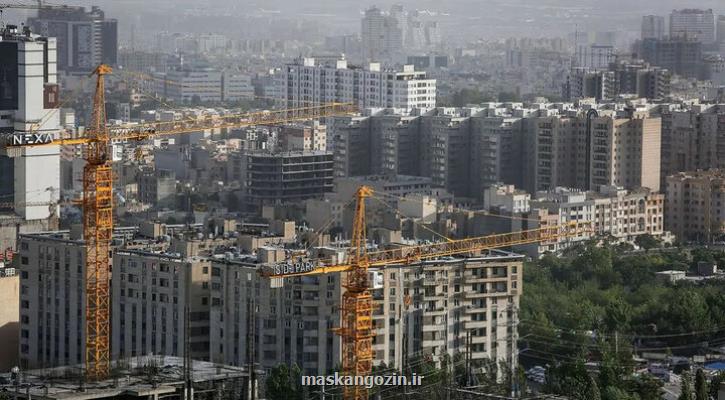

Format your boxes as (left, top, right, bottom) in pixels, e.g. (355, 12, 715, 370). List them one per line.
(6, 0, 725, 40)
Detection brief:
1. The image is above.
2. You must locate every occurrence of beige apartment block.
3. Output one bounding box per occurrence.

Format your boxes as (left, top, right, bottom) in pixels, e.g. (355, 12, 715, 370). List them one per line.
(666, 170, 725, 241)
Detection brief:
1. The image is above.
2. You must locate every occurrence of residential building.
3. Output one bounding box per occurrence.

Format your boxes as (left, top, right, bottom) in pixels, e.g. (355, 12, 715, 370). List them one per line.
(0, 24, 61, 222)
(155, 69, 222, 103)
(138, 168, 176, 208)
(500, 186, 666, 257)
(366, 251, 524, 371)
(361, 6, 404, 64)
(112, 250, 208, 360)
(279, 122, 327, 152)
(18, 231, 88, 369)
(637, 37, 704, 79)
(484, 184, 531, 214)
(27, 6, 117, 74)
(330, 108, 523, 200)
(575, 45, 615, 70)
(566, 68, 617, 101)
(227, 150, 334, 213)
(670, 9, 716, 44)
(666, 170, 725, 241)
(16, 229, 150, 369)
(659, 104, 725, 190)
(0, 274, 19, 370)
(154, 69, 252, 103)
(222, 71, 254, 102)
(610, 60, 671, 99)
(642, 15, 666, 40)
(523, 110, 661, 193)
(277, 57, 436, 112)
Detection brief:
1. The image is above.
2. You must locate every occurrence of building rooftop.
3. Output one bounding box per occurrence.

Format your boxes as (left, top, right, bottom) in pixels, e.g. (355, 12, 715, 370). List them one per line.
(0, 356, 250, 400)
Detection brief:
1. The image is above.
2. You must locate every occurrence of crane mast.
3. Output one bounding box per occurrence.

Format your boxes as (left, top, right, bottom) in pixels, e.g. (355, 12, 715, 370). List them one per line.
(337, 186, 374, 400)
(83, 65, 113, 380)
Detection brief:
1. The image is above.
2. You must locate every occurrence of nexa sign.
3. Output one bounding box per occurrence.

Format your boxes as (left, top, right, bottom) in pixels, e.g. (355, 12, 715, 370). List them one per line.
(9, 133, 54, 146)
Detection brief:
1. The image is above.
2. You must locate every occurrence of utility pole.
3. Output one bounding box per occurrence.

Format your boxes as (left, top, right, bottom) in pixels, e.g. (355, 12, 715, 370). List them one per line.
(246, 297, 257, 400)
(465, 330, 472, 387)
(402, 295, 411, 398)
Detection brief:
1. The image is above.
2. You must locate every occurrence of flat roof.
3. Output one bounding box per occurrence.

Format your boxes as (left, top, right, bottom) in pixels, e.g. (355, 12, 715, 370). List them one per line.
(2, 356, 250, 400)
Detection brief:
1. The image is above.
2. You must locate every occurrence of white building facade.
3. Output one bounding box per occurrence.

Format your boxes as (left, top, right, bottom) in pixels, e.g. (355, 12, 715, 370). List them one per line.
(0, 26, 61, 221)
(277, 58, 436, 112)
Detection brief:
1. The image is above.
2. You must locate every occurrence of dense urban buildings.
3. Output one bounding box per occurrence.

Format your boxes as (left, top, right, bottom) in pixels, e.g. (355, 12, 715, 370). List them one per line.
(331, 103, 662, 199)
(27, 6, 117, 74)
(6, 2, 725, 398)
(276, 57, 436, 112)
(17, 225, 523, 376)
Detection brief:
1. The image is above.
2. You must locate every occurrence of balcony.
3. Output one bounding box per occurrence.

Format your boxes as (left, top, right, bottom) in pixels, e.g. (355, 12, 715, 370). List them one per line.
(422, 338, 445, 348)
(423, 324, 443, 333)
(465, 320, 488, 329)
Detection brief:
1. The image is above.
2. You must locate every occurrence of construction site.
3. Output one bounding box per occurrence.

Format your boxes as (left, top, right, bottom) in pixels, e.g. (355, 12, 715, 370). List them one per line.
(0, 356, 255, 400)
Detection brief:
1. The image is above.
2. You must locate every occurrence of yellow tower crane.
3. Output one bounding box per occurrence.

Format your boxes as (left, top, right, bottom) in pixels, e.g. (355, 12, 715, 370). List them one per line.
(2, 64, 355, 381)
(264, 186, 591, 400)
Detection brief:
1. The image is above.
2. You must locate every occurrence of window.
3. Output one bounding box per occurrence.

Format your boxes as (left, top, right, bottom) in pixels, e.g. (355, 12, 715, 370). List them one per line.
(202, 267, 209, 274)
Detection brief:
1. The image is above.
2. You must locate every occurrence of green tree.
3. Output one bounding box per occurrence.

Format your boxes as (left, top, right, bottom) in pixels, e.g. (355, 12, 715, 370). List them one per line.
(695, 369, 707, 400)
(498, 91, 520, 102)
(603, 299, 632, 333)
(709, 371, 725, 400)
(602, 386, 636, 400)
(629, 373, 664, 400)
(635, 234, 660, 251)
(585, 374, 602, 400)
(679, 372, 693, 400)
(265, 364, 302, 400)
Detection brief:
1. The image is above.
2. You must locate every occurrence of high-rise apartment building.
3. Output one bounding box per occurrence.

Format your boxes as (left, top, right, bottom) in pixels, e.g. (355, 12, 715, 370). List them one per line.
(565, 69, 617, 101)
(361, 6, 404, 63)
(610, 60, 671, 99)
(666, 170, 725, 241)
(567, 62, 671, 101)
(227, 150, 335, 213)
(0, 25, 61, 222)
(18, 231, 89, 369)
(637, 37, 703, 79)
(575, 45, 615, 70)
(28, 6, 117, 74)
(669, 9, 716, 44)
(642, 15, 666, 40)
(659, 104, 725, 190)
(277, 58, 436, 112)
(153, 69, 253, 103)
(524, 111, 662, 193)
(330, 108, 523, 199)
